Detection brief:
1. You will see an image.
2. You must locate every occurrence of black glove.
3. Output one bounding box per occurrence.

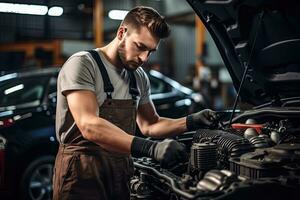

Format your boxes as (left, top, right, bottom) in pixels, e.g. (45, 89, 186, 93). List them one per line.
(131, 137, 188, 168)
(186, 109, 217, 131)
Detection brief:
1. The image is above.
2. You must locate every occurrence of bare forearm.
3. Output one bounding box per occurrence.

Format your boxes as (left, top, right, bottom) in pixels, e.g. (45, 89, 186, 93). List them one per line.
(79, 116, 134, 154)
(144, 117, 187, 138)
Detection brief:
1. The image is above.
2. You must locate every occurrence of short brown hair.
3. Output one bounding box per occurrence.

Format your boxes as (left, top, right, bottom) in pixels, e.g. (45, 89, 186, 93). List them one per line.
(122, 6, 170, 39)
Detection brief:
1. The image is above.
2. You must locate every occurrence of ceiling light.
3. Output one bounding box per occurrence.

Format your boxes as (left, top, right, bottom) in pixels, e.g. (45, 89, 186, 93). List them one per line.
(0, 3, 48, 15)
(108, 10, 129, 20)
(48, 6, 63, 16)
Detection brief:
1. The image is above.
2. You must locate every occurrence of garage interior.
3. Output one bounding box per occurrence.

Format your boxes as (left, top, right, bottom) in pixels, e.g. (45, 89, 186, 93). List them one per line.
(4, 1, 300, 200)
(0, 0, 234, 111)
(0, 1, 238, 199)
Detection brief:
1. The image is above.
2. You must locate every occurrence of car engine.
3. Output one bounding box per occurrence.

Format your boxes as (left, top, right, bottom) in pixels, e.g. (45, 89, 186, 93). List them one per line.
(130, 109, 300, 200)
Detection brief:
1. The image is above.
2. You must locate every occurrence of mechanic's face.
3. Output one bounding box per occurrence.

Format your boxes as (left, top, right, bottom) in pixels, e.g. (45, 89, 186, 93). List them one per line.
(117, 25, 160, 71)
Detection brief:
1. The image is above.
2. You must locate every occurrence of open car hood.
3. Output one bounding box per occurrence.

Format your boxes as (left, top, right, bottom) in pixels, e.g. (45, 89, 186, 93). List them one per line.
(186, 0, 300, 107)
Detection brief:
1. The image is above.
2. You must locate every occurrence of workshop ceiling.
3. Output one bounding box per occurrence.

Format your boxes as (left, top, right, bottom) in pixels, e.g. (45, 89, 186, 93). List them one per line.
(0, 0, 194, 43)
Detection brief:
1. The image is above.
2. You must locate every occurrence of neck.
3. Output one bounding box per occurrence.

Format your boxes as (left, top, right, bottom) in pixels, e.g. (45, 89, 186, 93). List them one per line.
(99, 38, 123, 70)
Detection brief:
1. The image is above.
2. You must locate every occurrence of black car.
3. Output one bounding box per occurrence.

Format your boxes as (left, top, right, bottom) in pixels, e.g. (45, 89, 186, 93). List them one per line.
(0, 67, 205, 200)
(130, 1, 300, 200)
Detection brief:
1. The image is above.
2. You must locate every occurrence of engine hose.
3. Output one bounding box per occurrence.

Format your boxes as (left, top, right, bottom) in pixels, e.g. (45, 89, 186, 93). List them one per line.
(224, 109, 300, 126)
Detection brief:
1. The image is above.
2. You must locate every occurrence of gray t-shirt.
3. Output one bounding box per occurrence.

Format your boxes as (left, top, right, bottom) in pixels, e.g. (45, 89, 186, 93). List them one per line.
(56, 49, 151, 143)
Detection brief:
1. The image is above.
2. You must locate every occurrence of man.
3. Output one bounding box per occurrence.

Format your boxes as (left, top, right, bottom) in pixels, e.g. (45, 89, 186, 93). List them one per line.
(53, 6, 217, 200)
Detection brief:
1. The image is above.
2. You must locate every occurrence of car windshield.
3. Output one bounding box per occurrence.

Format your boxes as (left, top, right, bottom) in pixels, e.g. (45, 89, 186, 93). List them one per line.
(0, 76, 49, 107)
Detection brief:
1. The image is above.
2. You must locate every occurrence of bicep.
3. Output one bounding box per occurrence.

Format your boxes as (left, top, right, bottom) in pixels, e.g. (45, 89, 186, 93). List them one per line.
(65, 90, 99, 128)
(136, 101, 159, 134)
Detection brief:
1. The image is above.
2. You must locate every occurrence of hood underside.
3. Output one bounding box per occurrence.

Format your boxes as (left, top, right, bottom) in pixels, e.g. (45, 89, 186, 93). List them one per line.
(186, 0, 300, 107)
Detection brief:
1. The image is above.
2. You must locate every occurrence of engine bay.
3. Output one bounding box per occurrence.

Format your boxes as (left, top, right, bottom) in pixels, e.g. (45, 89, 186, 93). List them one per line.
(130, 109, 300, 200)
(129, 1, 300, 198)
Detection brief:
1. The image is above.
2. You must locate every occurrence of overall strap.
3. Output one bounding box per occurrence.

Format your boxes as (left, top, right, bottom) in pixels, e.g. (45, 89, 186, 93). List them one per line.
(86, 50, 114, 99)
(128, 70, 140, 100)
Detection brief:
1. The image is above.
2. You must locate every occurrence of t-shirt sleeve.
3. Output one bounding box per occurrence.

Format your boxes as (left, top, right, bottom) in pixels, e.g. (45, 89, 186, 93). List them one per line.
(59, 54, 96, 95)
(138, 69, 151, 105)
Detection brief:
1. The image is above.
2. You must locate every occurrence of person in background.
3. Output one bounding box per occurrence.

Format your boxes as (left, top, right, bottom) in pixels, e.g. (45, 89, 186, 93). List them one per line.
(53, 6, 217, 200)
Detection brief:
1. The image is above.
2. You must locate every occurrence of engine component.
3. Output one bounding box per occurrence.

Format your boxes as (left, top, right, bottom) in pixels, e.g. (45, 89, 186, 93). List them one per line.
(130, 172, 154, 200)
(270, 131, 281, 144)
(190, 142, 217, 171)
(196, 170, 238, 192)
(230, 143, 300, 179)
(231, 123, 264, 134)
(244, 128, 258, 139)
(194, 129, 254, 168)
(245, 118, 257, 124)
(248, 135, 270, 148)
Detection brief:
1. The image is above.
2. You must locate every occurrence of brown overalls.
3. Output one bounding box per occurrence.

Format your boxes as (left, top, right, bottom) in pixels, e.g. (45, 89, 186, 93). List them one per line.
(53, 50, 139, 200)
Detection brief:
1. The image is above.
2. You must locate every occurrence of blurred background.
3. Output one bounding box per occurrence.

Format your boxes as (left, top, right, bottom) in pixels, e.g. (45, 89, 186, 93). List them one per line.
(0, 1, 237, 199)
(0, 0, 236, 111)
(2, 2, 300, 200)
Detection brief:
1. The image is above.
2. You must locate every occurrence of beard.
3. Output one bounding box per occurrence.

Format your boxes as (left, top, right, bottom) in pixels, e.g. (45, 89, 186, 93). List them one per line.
(117, 40, 142, 71)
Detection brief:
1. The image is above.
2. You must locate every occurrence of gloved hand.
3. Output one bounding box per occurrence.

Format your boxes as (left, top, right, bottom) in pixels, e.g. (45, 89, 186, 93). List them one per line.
(186, 109, 217, 131)
(131, 137, 188, 169)
(151, 139, 187, 168)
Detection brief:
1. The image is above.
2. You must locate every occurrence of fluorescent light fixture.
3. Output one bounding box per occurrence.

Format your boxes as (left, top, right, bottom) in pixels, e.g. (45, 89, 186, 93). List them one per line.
(108, 10, 129, 20)
(4, 84, 24, 95)
(48, 6, 63, 16)
(0, 3, 48, 15)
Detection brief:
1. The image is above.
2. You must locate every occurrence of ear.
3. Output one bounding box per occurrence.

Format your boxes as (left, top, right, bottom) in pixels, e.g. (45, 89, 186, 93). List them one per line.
(117, 25, 127, 40)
